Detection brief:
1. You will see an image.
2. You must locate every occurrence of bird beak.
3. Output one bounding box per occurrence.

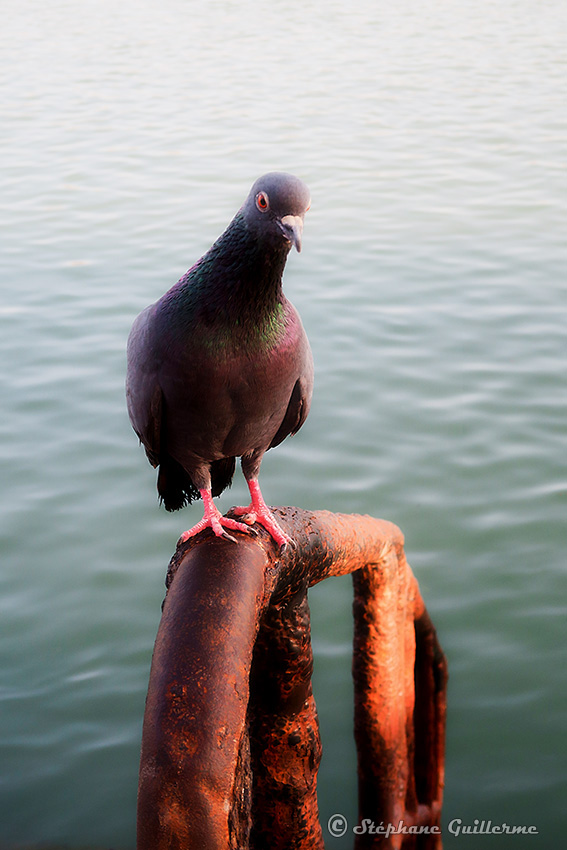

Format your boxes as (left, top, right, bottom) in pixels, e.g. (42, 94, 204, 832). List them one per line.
(278, 214, 304, 253)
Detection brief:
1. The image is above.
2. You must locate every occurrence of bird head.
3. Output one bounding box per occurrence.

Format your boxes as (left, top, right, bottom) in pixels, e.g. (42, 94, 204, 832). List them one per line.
(242, 172, 311, 253)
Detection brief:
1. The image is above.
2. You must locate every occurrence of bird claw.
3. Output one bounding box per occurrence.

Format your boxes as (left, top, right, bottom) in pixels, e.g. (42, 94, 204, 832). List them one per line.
(178, 509, 256, 547)
(231, 508, 258, 526)
(231, 503, 291, 550)
(220, 530, 238, 544)
(281, 535, 296, 552)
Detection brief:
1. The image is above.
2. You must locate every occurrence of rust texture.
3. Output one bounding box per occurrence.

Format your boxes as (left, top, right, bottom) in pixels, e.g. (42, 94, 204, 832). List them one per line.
(137, 507, 447, 849)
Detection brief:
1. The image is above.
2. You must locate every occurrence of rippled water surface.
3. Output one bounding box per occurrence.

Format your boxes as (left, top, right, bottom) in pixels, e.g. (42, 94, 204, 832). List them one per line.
(1, 1, 566, 847)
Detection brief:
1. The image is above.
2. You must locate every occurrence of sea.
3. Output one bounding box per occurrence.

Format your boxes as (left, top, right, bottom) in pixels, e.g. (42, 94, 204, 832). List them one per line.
(1, 1, 566, 847)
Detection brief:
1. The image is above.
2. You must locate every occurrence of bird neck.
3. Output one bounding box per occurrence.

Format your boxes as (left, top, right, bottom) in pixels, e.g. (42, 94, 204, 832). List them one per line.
(174, 212, 290, 349)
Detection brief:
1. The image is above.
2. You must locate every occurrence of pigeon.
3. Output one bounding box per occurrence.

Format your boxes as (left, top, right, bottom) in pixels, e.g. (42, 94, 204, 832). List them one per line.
(126, 172, 313, 548)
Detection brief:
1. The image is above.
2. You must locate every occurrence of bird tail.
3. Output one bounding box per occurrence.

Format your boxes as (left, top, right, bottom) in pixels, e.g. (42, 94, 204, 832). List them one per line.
(157, 456, 199, 511)
(157, 455, 236, 511)
(210, 456, 236, 498)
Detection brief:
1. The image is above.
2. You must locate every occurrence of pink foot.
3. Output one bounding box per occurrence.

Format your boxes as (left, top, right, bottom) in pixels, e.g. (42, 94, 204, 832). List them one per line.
(231, 479, 291, 549)
(178, 488, 256, 545)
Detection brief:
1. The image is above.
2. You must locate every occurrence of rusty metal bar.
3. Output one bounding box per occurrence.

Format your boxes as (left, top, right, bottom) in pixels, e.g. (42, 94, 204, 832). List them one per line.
(247, 582, 323, 850)
(137, 507, 447, 849)
(353, 555, 447, 849)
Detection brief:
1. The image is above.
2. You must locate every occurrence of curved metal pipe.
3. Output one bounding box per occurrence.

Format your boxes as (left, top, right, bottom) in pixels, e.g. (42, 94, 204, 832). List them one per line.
(137, 508, 447, 849)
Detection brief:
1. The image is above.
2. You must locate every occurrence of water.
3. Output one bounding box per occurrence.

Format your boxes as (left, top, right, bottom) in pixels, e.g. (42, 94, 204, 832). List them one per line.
(1, 0, 566, 846)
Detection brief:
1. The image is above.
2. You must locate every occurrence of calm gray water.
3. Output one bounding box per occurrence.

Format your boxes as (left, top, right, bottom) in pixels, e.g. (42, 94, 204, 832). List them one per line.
(1, 1, 566, 847)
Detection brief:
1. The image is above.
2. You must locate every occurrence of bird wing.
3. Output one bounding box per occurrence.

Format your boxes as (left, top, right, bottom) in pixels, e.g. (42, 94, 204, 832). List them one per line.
(268, 304, 314, 450)
(269, 373, 312, 450)
(126, 305, 164, 468)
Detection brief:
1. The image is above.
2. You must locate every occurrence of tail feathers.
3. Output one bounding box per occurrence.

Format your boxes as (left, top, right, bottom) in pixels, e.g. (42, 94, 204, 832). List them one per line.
(157, 455, 236, 511)
(158, 458, 199, 511)
(210, 456, 236, 498)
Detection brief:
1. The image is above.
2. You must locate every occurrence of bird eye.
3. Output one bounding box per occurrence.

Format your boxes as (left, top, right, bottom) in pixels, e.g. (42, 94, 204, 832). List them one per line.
(256, 192, 269, 212)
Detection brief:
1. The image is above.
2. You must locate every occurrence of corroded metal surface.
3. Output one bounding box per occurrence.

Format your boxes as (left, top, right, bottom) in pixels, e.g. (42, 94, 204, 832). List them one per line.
(248, 584, 323, 850)
(137, 508, 447, 849)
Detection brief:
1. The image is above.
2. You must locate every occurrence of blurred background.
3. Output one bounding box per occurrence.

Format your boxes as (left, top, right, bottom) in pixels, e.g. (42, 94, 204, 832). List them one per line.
(1, 0, 566, 847)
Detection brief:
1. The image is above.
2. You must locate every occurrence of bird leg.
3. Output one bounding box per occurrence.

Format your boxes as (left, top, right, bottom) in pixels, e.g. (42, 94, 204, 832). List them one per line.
(231, 478, 291, 549)
(178, 488, 256, 545)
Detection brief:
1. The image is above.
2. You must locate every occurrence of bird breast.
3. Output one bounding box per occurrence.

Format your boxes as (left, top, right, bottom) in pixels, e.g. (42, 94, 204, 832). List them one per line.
(161, 303, 310, 465)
